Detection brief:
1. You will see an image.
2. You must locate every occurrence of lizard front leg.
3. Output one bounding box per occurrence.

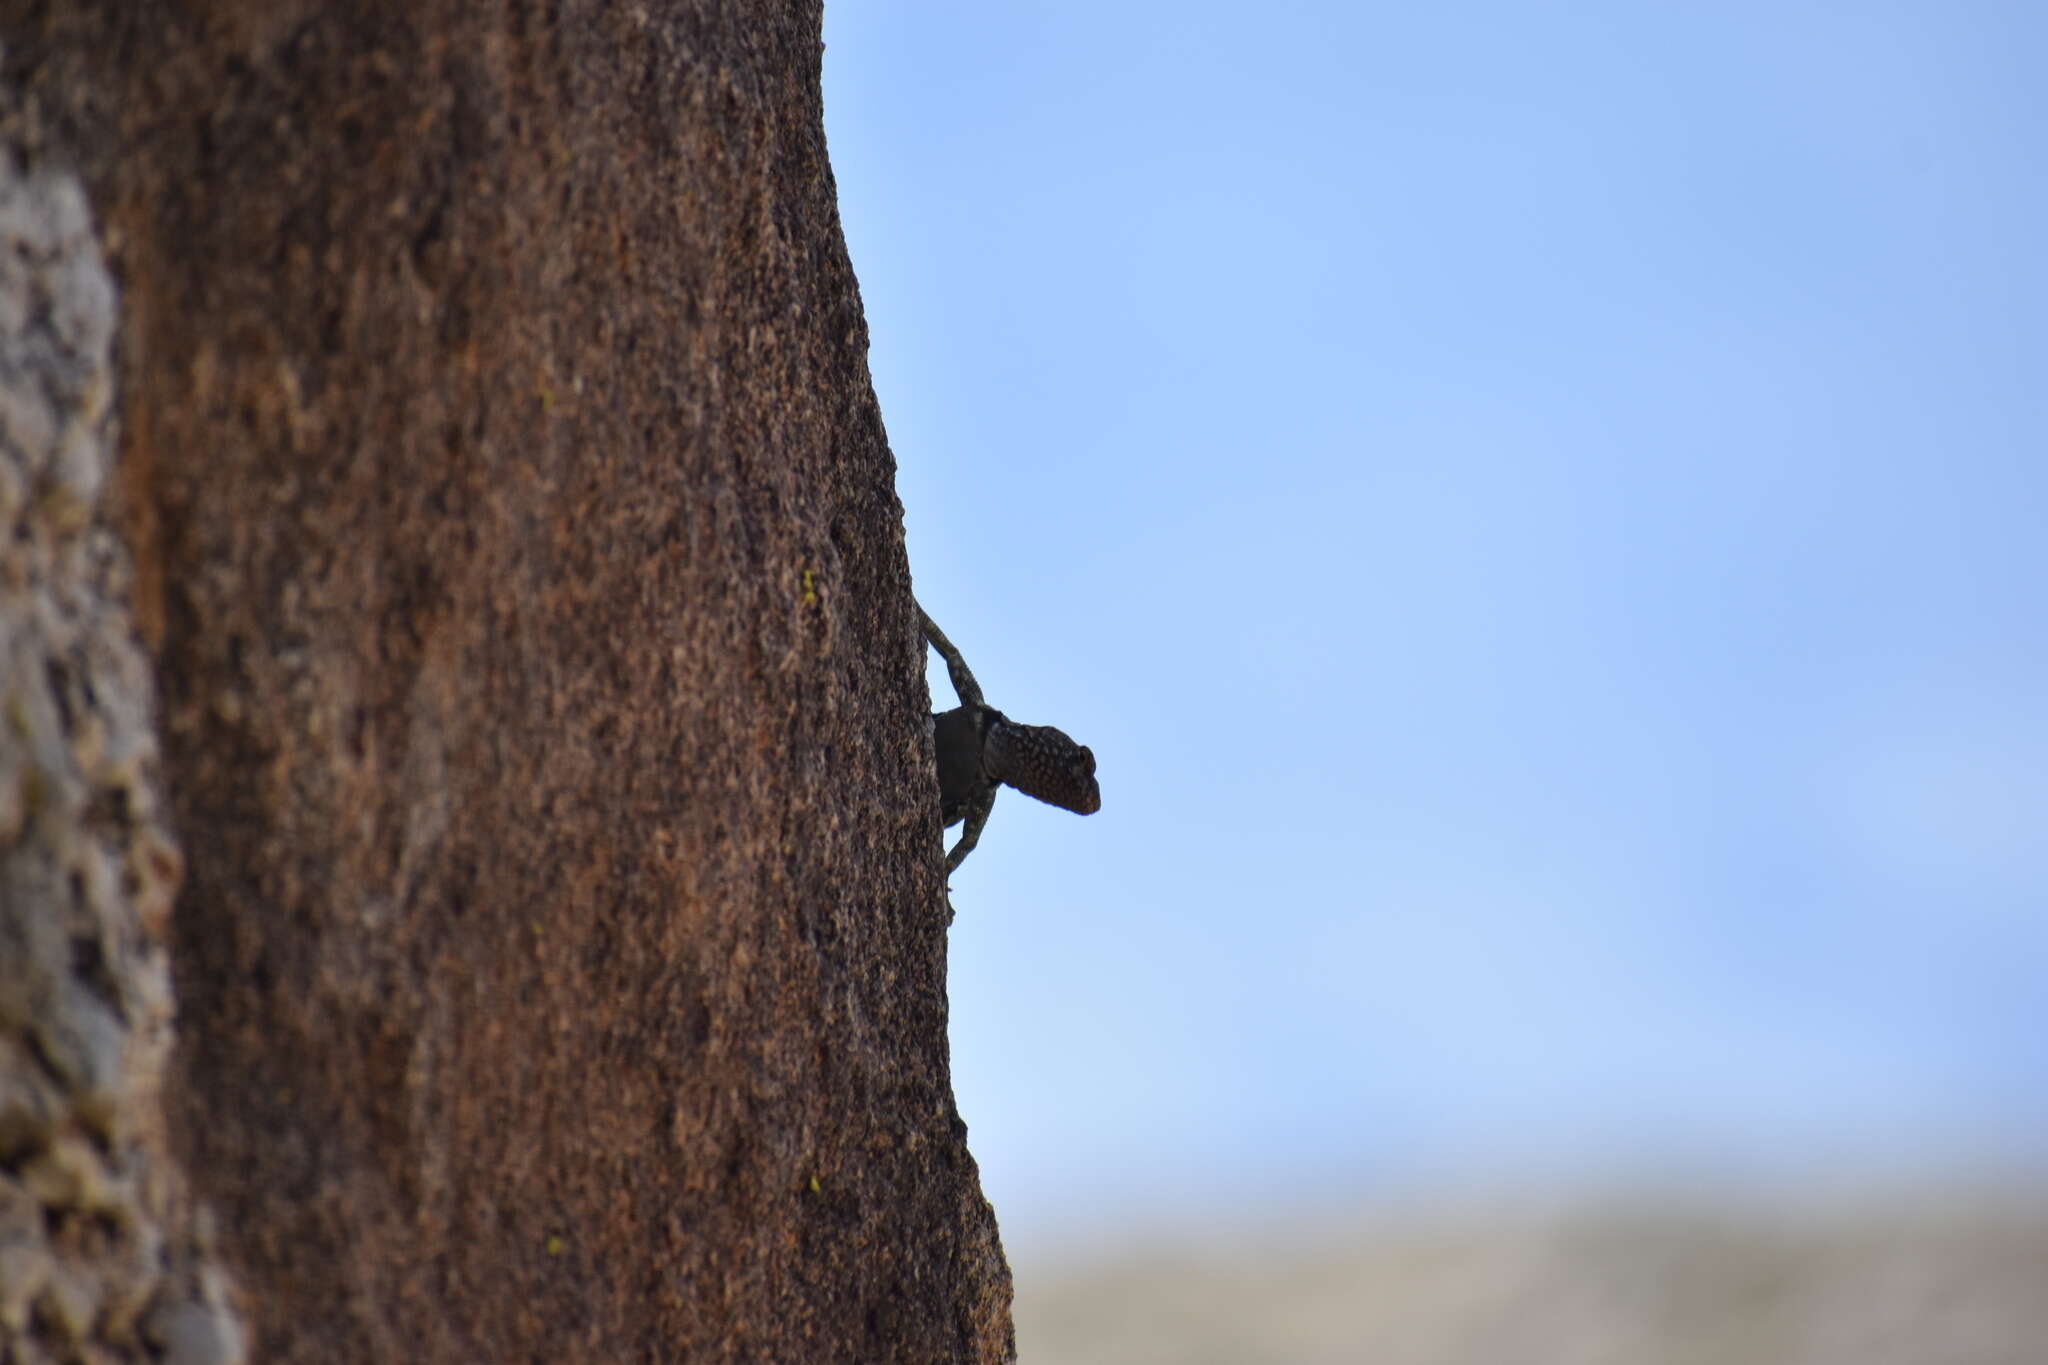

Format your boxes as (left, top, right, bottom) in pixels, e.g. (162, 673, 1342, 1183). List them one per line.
(945, 785, 997, 874)
(917, 601, 986, 710)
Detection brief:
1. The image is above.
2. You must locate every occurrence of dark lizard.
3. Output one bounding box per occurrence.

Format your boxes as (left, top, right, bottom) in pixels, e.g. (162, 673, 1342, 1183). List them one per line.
(917, 601, 1100, 873)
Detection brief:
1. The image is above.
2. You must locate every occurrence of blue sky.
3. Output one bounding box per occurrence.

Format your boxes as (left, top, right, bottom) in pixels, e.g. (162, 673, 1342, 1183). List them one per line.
(821, 1, 2048, 1251)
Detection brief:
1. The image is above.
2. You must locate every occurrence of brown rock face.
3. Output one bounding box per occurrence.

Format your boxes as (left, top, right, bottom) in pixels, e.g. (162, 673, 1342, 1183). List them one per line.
(5, 3, 1011, 1361)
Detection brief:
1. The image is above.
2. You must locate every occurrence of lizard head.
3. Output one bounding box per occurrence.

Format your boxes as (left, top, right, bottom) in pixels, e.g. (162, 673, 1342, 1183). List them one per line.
(985, 718, 1101, 817)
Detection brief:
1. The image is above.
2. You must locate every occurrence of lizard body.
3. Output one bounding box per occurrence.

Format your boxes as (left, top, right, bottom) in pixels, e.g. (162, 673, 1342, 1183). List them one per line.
(918, 602, 1100, 873)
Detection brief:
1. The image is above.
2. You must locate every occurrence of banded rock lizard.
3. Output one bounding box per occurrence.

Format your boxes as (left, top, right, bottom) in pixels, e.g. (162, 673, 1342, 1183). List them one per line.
(918, 601, 1100, 874)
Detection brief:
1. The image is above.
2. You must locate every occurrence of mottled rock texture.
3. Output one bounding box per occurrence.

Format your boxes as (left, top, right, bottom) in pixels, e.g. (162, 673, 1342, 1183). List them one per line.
(0, 158, 246, 1365)
(3, 3, 1009, 1361)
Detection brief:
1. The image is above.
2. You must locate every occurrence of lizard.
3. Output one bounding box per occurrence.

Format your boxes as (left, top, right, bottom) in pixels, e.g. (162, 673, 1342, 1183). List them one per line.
(917, 600, 1100, 874)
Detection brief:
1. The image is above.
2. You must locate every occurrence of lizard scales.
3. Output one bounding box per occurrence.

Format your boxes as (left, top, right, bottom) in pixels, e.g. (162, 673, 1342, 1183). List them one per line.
(919, 602, 1100, 873)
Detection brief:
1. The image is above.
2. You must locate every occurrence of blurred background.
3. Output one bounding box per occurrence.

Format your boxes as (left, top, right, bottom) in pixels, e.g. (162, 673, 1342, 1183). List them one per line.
(822, 2, 2047, 1359)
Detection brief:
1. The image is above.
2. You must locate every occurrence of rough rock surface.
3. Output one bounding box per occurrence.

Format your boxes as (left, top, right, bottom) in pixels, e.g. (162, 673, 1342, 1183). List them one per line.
(0, 156, 246, 1365)
(4, 3, 1009, 1361)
